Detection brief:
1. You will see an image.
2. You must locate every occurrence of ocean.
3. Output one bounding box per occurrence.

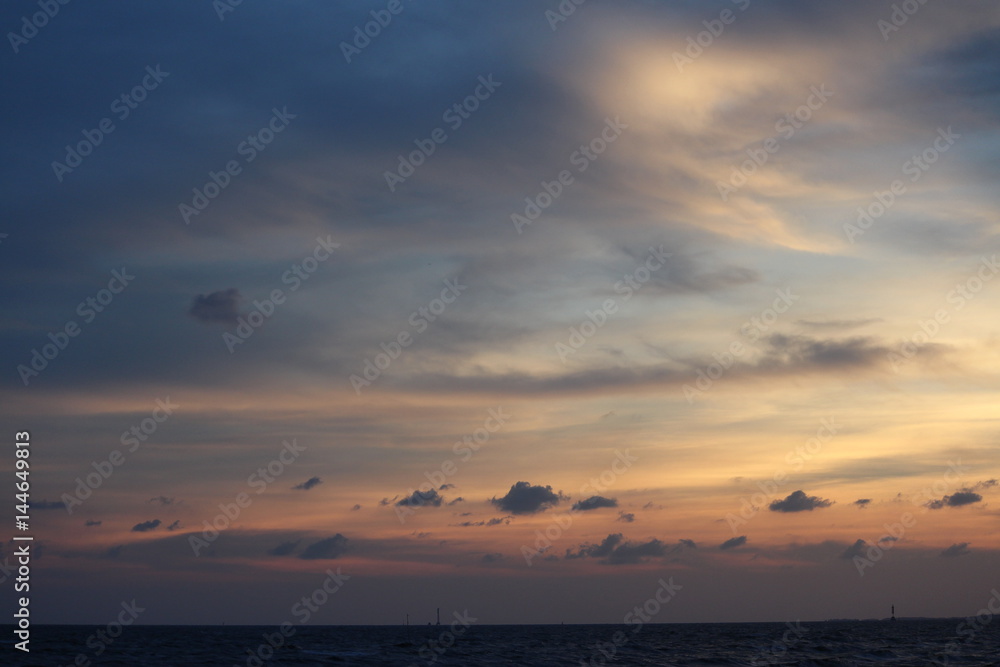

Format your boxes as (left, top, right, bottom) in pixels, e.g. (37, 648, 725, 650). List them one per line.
(2, 619, 998, 666)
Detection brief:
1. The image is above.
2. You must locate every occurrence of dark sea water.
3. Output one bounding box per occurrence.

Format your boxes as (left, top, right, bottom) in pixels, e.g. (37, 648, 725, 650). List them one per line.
(2, 619, 998, 666)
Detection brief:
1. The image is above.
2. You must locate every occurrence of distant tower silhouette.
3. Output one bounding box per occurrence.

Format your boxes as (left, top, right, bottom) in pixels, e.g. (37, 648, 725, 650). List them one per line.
(891, 604, 896, 622)
(436, 608, 441, 626)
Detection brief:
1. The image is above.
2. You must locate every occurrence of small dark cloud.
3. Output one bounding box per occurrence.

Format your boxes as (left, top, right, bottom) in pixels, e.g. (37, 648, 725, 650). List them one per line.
(148, 496, 174, 505)
(299, 534, 349, 560)
(105, 545, 124, 559)
(31, 499, 66, 510)
(453, 516, 511, 527)
(448, 497, 464, 505)
(378, 496, 397, 506)
(941, 542, 971, 558)
(396, 488, 443, 508)
(720, 535, 747, 550)
(131, 519, 161, 532)
(293, 477, 323, 491)
(481, 552, 503, 563)
(440, 483, 456, 490)
(841, 539, 868, 559)
(973, 479, 997, 490)
(617, 512, 635, 523)
(572, 495, 618, 511)
(853, 498, 871, 508)
(269, 540, 300, 556)
(677, 539, 697, 550)
(878, 535, 899, 544)
(166, 520, 181, 531)
(491, 481, 561, 514)
(927, 490, 983, 509)
(769, 490, 833, 513)
(351, 504, 362, 511)
(567, 533, 669, 564)
(189, 288, 241, 324)
(84, 520, 102, 527)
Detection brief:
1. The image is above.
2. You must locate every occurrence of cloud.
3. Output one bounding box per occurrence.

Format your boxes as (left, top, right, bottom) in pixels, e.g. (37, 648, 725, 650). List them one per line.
(351, 504, 362, 511)
(299, 534, 349, 560)
(769, 490, 834, 512)
(566, 533, 669, 564)
(940, 542, 971, 558)
(677, 539, 697, 550)
(148, 496, 175, 505)
(841, 539, 868, 559)
(84, 520, 102, 527)
(293, 477, 323, 491)
(166, 520, 181, 531)
(572, 495, 618, 511)
(453, 516, 511, 527)
(759, 334, 895, 370)
(927, 490, 983, 509)
(481, 552, 504, 563)
(973, 479, 997, 491)
(31, 499, 66, 510)
(491, 481, 561, 514)
(131, 519, 161, 532)
(188, 288, 242, 324)
(720, 536, 747, 550)
(396, 488, 443, 508)
(617, 512, 635, 523)
(268, 540, 300, 556)
(853, 498, 871, 508)
(440, 483, 456, 490)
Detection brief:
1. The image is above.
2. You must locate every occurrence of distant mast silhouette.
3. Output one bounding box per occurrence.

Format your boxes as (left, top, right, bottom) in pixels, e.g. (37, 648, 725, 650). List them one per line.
(436, 608, 441, 626)
(890, 604, 896, 622)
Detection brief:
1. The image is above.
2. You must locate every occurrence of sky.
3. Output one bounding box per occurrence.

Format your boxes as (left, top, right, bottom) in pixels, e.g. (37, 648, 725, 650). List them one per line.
(2, 0, 1000, 627)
